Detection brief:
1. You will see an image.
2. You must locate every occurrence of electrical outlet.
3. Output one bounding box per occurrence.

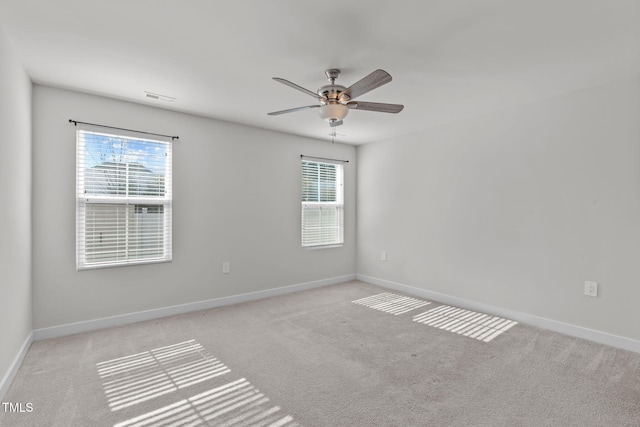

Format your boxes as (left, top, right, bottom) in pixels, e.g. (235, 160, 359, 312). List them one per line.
(222, 262, 230, 274)
(381, 251, 387, 261)
(584, 280, 598, 297)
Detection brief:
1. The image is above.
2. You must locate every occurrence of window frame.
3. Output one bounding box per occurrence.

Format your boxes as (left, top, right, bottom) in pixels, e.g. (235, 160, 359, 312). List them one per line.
(75, 126, 173, 270)
(301, 159, 344, 248)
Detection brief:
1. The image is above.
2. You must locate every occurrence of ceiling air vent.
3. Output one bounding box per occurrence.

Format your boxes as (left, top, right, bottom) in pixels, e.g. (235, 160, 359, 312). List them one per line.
(144, 91, 176, 102)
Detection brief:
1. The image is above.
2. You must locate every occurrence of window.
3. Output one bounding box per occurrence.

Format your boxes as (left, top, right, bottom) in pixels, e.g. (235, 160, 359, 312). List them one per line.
(301, 159, 344, 247)
(76, 126, 172, 269)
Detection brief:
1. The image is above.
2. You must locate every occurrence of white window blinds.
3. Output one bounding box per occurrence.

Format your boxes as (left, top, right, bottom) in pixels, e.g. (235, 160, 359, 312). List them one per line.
(76, 125, 172, 270)
(301, 159, 344, 247)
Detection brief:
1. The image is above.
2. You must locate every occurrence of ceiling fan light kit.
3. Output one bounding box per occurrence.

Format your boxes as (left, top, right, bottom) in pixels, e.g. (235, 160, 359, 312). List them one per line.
(268, 68, 404, 130)
(318, 103, 348, 122)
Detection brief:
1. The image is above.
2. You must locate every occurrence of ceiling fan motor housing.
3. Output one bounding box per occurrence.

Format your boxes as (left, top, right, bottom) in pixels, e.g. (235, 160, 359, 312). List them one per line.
(317, 84, 347, 101)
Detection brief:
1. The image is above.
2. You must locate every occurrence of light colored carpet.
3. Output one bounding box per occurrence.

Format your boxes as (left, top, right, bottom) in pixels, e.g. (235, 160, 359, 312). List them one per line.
(1, 281, 639, 426)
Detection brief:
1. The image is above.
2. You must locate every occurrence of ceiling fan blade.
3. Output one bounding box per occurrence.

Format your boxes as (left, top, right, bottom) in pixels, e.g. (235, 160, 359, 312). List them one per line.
(346, 101, 404, 113)
(272, 77, 323, 100)
(342, 69, 392, 101)
(329, 120, 343, 127)
(267, 105, 320, 116)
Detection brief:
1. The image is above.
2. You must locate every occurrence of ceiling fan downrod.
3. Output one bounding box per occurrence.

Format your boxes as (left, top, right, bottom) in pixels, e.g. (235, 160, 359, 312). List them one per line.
(325, 68, 340, 84)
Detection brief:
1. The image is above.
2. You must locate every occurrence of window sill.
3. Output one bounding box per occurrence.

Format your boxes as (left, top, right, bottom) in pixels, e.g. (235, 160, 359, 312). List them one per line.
(302, 244, 343, 250)
(77, 258, 172, 271)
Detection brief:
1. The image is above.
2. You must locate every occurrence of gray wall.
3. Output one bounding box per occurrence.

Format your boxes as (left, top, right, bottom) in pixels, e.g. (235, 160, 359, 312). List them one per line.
(0, 29, 32, 383)
(357, 75, 640, 341)
(32, 85, 356, 329)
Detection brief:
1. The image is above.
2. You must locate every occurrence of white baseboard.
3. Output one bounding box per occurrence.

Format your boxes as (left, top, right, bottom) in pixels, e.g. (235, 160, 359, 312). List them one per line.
(0, 331, 33, 401)
(357, 274, 640, 354)
(33, 274, 356, 341)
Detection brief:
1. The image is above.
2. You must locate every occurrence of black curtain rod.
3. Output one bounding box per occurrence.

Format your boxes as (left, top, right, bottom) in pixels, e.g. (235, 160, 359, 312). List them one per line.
(69, 119, 179, 140)
(300, 155, 349, 163)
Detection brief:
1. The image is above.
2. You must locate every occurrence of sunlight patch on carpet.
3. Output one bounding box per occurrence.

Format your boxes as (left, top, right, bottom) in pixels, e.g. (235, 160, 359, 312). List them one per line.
(113, 377, 300, 427)
(97, 340, 230, 411)
(413, 305, 518, 342)
(352, 292, 431, 315)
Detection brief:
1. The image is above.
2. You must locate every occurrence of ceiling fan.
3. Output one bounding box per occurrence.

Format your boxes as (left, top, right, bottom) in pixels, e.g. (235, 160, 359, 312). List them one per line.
(268, 69, 404, 127)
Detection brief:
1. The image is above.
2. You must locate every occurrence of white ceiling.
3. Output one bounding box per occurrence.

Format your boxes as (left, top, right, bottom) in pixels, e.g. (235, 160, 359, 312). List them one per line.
(1, 0, 638, 144)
